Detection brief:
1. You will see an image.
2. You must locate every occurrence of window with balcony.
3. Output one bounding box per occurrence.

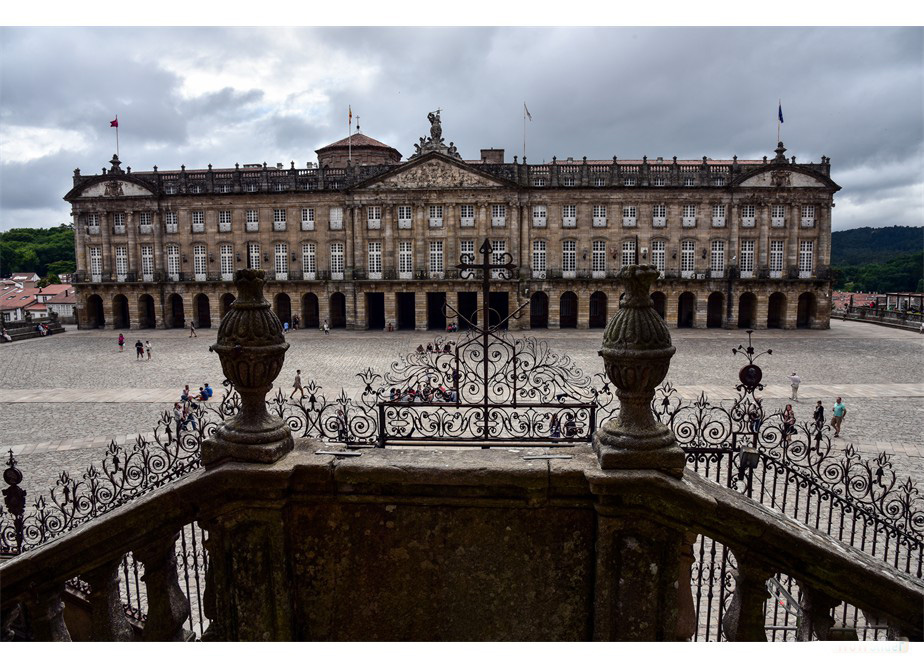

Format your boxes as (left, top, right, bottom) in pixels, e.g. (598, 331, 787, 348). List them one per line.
(243, 182, 259, 193)
(799, 240, 814, 277)
(771, 205, 785, 228)
(460, 240, 476, 279)
(651, 240, 665, 274)
(217, 183, 232, 194)
(193, 244, 207, 281)
(115, 245, 128, 281)
(368, 241, 382, 279)
(329, 207, 343, 231)
(398, 205, 413, 229)
(139, 212, 153, 234)
(273, 209, 287, 231)
(245, 209, 259, 232)
(532, 205, 547, 228)
(533, 178, 546, 187)
(164, 184, 178, 195)
(113, 213, 126, 234)
(710, 240, 725, 277)
(680, 240, 695, 277)
(89, 246, 102, 281)
(86, 213, 100, 234)
(301, 242, 317, 279)
(562, 176, 575, 187)
(623, 176, 636, 186)
(740, 240, 755, 278)
(562, 240, 576, 277)
(273, 182, 287, 193)
(301, 208, 315, 231)
(490, 240, 506, 279)
(367, 206, 382, 230)
(683, 176, 695, 187)
(801, 205, 816, 228)
(429, 241, 444, 278)
(220, 244, 234, 281)
(741, 204, 756, 228)
(653, 203, 667, 228)
(398, 240, 413, 279)
(429, 204, 443, 228)
(621, 205, 636, 228)
(593, 177, 606, 187)
(592, 240, 606, 277)
(621, 239, 636, 269)
(166, 245, 180, 280)
(653, 176, 666, 187)
(191, 211, 205, 233)
(190, 184, 204, 194)
(593, 205, 608, 228)
(330, 242, 345, 279)
(274, 243, 288, 280)
(531, 239, 547, 278)
(712, 204, 726, 227)
(460, 204, 474, 227)
(218, 210, 232, 232)
(682, 205, 696, 228)
(248, 243, 261, 270)
(165, 211, 178, 233)
(141, 245, 154, 281)
(562, 204, 576, 228)
(491, 204, 506, 227)
(769, 240, 784, 277)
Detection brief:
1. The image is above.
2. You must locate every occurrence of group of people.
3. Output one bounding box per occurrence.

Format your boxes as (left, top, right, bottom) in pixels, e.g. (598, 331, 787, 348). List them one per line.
(788, 371, 848, 437)
(35, 323, 52, 336)
(417, 342, 453, 354)
(173, 383, 213, 432)
(389, 383, 458, 403)
(117, 334, 152, 359)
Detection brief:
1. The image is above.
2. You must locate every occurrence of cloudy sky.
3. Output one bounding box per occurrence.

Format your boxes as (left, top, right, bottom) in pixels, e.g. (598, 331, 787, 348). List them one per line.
(0, 26, 921, 232)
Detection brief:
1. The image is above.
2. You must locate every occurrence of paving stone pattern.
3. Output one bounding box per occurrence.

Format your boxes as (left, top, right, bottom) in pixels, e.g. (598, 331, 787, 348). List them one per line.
(1, 320, 922, 498)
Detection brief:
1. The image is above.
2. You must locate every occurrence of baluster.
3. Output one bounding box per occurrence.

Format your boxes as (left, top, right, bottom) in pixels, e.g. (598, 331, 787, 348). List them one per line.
(135, 531, 191, 641)
(795, 581, 839, 641)
(722, 560, 773, 641)
(24, 584, 71, 641)
(83, 558, 134, 641)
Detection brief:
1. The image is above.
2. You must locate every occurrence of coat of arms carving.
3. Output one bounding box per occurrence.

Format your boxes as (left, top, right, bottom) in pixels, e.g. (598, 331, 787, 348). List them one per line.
(770, 170, 791, 188)
(104, 180, 125, 197)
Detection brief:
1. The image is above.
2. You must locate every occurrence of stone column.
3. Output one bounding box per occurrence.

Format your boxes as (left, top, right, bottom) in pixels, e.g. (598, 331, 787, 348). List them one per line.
(126, 211, 137, 274)
(83, 559, 134, 641)
(385, 290, 397, 330)
(722, 560, 773, 641)
(446, 290, 459, 330)
(787, 203, 800, 270)
(758, 204, 770, 269)
(153, 211, 165, 272)
(135, 532, 191, 641)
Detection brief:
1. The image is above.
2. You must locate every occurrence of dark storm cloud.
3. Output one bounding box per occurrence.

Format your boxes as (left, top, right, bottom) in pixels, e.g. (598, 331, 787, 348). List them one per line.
(1, 27, 921, 231)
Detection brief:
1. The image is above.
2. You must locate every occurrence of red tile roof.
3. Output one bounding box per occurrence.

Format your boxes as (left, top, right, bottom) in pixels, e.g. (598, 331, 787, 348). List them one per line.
(317, 133, 399, 152)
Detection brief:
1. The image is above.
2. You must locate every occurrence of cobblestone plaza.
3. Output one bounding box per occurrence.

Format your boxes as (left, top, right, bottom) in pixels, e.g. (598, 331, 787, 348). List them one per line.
(1, 319, 921, 495)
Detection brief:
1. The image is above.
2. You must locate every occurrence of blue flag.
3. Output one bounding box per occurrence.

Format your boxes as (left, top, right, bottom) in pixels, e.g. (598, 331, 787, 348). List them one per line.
(778, 103, 784, 124)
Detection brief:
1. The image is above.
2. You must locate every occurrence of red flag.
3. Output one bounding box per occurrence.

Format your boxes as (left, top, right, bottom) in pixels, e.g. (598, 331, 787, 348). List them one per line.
(110, 117, 119, 128)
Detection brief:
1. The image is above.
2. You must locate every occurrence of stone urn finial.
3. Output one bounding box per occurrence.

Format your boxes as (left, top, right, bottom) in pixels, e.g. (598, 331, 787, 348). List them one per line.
(202, 269, 293, 466)
(593, 265, 685, 476)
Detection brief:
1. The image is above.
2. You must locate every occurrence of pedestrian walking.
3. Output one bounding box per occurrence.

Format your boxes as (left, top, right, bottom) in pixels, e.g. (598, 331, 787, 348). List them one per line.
(813, 400, 825, 432)
(118, 333, 125, 352)
(145, 340, 152, 360)
(173, 402, 185, 434)
(782, 404, 796, 445)
(293, 314, 300, 330)
(550, 414, 561, 439)
(323, 319, 330, 335)
(189, 321, 197, 338)
(831, 397, 847, 437)
(788, 372, 801, 401)
(134, 339, 144, 360)
(290, 369, 305, 400)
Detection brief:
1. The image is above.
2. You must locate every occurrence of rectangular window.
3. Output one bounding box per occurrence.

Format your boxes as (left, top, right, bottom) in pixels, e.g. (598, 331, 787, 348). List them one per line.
(87, 213, 100, 229)
(166, 245, 180, 278)
(301, 208, 315, 231)
(139, 212, 153, 232)
(682, 204, 696, 227)
(399, 240, 413, 276)
(770, 240, 784, 276)
(771, 205, 785, 227)
(593, 205, 607, 223)
(429, 240, 444, 276)
(623, 176, 636, 186)
(429, 204, 443, 228)
(302, 242, 317, 277)
(191, 211, 205, 233)
(273, 209, 287, 231)
(801, 205, 816, 228)
(490, 240, 506, 279)
(368, 241, 382, 277)
(329, 206, 343, 230)
(330, 242, 345, 278)
(562, 204, 576, 227)
(218, 210, 232, 232)
(248, 242, 261, 270)
(115, 245, 128, 279)
(621, 239, 637, 268)
(532, 239, 547, 276)
(740, 240, 755, 276)
(141, 245, 154, 279)
(194, 244, 207, 279)
(683, 176, 695, 187)
(165, 211, 178, 232)
(651, 240, 665, 273)
(622, 205, 636, 228)
(460, 204, 475, 227)
(592, 240, 606, 275)
(653, 203, 666, 227)
(681, 240, 695, 276)
(398, 205, 413, 229)
(711, 240, 725, 276)
(245, 209, 259, 232)
(460, 239, 475, 267)
(712, 204, 726, 227)
(799, 240, 814, 277)
(741, 204, 756, 228)
(367, 206, 382, 230)
(491, 204, 506, 227)
(562, 240, 576, 274)
(274, 243, 288, 279)
(532, 205, 547, 227)
(113, 213, 126, 231)
(220, 244, 234, 279)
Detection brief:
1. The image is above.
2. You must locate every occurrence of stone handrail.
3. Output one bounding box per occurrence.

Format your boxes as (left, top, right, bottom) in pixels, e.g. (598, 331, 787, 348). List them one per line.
(3, 441, 921, 641)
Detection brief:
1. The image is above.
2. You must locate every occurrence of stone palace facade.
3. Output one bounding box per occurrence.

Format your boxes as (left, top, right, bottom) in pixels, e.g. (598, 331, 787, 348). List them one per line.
(66, 113, 838, 331)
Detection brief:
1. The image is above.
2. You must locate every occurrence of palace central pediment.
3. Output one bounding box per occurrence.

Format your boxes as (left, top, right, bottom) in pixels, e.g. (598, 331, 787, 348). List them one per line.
(360, 157, 507, 190)
(77, 179, 155, 198)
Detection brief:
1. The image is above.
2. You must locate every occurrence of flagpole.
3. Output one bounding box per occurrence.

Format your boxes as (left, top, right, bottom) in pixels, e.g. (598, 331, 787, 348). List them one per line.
(523, 105, 526, 160)
(348, 106, 352, 164)
(116, 114, 120, 157)
(777, 99, 781, 145)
